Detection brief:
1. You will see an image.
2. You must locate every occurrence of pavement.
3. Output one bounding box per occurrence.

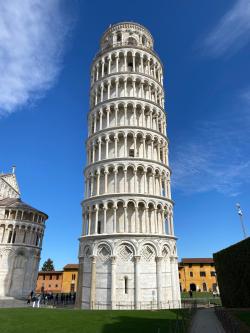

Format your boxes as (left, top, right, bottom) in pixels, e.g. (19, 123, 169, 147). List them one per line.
(190, 308, 225, 333)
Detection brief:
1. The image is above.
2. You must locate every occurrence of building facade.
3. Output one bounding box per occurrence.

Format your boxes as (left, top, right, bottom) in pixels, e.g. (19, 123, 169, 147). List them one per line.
(78, 22, 180, 310)
(0, 167, 47, 299)
(178, 258, 217, 293)
(36, 264, 79, 294)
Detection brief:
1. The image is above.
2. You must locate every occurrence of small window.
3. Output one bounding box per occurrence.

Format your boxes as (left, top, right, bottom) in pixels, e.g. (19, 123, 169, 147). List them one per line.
(56, 275, 59, 280)
(200, 264, 204, 268)
(179, 273, 181, 278)
(124, 276, 128, 294)
(200, 271, 206, 277)
(48, 284, 51, 288)
(129, 149, 134, 157)
(43, 275, 45, 280)
(188, 264, 192, 268)
(190, 272, 193, 277)
(49, 274, 52, 280)
(210, 271, 216, 277)
(210, 263, 214, 267)
(55, 284, 58, 288)
(72, 274, 76, 281)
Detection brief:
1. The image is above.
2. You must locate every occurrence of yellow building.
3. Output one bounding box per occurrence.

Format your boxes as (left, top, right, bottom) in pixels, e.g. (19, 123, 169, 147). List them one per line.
(178, 258, 217, 293)
(36, 264, 79, 294)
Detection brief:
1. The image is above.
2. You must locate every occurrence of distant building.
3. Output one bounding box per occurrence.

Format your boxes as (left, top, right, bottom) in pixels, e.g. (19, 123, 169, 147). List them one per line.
(0, 167, 48, 299)
(36, 264, 79, 294)
(178, 258, 217, 292)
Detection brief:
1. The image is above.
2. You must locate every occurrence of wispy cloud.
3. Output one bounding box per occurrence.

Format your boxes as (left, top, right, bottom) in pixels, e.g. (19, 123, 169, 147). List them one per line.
(0, 0, 73, 116)
(203, 0, 250, 57)
(171, 91, 250, 196)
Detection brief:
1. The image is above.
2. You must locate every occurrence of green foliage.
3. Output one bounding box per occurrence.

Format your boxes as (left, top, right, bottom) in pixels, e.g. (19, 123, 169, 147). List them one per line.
(0, 309, 190, 333)
(41, 258, 55, 272)
(213, 237, 250, 308)
(232, 310, 250, 327)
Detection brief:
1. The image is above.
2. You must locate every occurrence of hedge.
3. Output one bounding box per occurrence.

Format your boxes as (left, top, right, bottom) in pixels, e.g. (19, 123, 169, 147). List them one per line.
(213, 237, 250, 308)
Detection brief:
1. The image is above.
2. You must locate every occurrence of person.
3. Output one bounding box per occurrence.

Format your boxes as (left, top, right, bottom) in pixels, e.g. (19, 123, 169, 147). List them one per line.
(37, 294, 41, 308)
(212, 290, 217, 298)
(32, 295, 37, 308)
(27, 290, 33, 304)
(189, 290, 193, 298)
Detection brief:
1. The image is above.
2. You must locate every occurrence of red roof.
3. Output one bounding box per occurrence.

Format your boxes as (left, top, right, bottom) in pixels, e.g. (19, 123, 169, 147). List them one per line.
(38, 271, 62, 274)
(63, 264, 79, 270)
(181, 258, 214, 264)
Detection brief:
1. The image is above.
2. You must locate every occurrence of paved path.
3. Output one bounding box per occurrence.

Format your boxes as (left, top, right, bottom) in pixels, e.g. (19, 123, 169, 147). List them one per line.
(190, 308, 225, 333)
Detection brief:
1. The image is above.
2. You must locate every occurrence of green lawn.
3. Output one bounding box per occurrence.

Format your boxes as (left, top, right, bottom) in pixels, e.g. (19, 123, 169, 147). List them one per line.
(181, 292, 216, 298)
(0, 308, 190, 333)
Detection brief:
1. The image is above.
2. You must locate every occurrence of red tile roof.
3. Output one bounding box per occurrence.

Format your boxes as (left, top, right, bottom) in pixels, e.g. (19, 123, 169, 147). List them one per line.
(63, 264, 79, 270)
(181, 258, 214, 264)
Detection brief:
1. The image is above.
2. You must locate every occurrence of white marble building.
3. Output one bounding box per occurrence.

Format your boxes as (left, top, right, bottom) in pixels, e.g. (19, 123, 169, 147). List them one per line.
(78, 22, 181, 309)
(0, 167, 47, 299)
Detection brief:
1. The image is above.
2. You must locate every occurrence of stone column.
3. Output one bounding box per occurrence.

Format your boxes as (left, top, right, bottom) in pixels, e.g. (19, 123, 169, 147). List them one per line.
(90, 175, 94, 196)
(101, 59, 105, 77)
(98, 139, 102, 161)
(124, 106, 127, 125)
(134, 256, 141, 309)
(88, 211, 92, 234)
(132, 79, 136, 97)
(107, 81, 111, 99)
(132, 54, 135, 72)
(124, 135, 127, 156)
(111, 256, 116, 309)
(101, 83, 104, 102)
(145, 208, 149, 233)
(156, 256, 163, 309)
(108, 57, 111, 74)
(96, 63, 99, 80)
(115, 79, 119, 97)
(94, 207, 98, 234)
(124, 53, 127, 71)
(114, 136, 118, 158)
(90, 255, 97, 309)
(124, 205, 128, 232)
(96, 170, 100, 195)
(124, 169, 127, 192)
(103, 206, 107, 233)
(99, 110, 103, 130)
(116, 54, 119, 72)
(114, 169, 117, 193)
(113, 207, 117, 233)
(105, 137, 110, 160)
(107, 108, 110, 127)
(104, 169, 108, 193)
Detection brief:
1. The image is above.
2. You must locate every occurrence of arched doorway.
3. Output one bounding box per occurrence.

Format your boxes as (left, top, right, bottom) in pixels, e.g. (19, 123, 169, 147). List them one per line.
(190, 283, 196, 292)
(202, 282, 207, 292)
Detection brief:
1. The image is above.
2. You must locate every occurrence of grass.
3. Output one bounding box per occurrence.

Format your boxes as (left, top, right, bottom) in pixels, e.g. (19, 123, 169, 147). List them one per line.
(181, 292, 214, 298)
(0, 308, 190, 333)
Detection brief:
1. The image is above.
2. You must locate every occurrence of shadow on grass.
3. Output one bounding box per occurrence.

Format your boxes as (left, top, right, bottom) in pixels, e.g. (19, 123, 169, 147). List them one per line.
(101, 310, 187, 333)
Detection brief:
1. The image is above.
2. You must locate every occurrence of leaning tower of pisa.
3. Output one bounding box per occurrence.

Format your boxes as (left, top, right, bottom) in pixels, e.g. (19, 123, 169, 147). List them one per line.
(78, 22, 181, 310)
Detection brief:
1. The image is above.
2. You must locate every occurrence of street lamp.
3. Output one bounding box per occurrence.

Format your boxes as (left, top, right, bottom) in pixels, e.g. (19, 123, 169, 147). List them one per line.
(236, 203, 247, 239)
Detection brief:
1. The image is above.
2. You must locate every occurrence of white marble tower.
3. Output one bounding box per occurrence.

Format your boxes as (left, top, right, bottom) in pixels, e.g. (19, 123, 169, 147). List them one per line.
(0, 167, 47, 299)
(78, 22, 180, 309)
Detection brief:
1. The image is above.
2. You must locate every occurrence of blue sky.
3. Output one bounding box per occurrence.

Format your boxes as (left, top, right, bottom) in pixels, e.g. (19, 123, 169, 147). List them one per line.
(0, 0, 250, 269)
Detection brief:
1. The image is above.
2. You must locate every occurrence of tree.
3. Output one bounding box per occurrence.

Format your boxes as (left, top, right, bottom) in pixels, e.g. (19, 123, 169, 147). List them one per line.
(41, 258, 55, 271)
